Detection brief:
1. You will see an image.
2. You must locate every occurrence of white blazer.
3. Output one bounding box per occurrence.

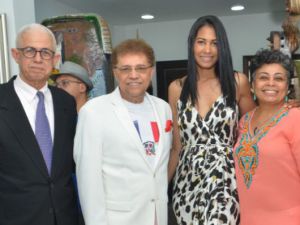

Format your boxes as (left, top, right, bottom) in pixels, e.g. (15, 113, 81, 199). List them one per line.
(74, 87, 172, 225)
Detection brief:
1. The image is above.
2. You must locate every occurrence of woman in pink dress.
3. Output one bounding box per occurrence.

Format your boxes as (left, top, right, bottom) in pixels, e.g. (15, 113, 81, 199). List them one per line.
(234, 49, 300, 225)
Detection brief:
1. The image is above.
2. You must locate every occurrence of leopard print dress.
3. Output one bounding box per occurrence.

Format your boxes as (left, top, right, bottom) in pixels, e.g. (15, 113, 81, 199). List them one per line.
(172, 96, 240, 225)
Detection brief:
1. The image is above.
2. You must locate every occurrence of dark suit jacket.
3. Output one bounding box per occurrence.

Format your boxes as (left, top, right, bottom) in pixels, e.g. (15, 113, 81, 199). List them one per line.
(0, 77, 78, 225)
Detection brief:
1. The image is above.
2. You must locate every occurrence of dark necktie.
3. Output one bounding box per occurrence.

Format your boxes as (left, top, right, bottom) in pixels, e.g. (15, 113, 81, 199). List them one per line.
(35, 91, 53, 174)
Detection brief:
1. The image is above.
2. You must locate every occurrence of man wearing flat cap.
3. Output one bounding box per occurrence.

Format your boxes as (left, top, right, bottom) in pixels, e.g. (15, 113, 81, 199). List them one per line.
(51, 61, 93, 112)
(52, 61, 93, 225)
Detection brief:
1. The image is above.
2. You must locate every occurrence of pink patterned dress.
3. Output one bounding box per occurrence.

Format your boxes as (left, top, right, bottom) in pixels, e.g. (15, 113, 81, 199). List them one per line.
(234, 107, 300, 225)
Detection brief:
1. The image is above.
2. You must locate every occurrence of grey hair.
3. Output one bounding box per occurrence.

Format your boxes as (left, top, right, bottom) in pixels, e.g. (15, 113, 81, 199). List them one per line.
(16, 23, 57, 50)
(250, 49, 293, 86)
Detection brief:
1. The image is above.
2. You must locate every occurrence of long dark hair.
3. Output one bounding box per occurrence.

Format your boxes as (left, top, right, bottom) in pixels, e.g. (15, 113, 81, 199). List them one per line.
(180, 15, 236, 109)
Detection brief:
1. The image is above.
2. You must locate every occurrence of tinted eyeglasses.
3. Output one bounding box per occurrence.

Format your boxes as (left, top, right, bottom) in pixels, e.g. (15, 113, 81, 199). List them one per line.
(55, 80, 82, 88)
(17, 47, 55, 60)
(114, 65, 152, 75)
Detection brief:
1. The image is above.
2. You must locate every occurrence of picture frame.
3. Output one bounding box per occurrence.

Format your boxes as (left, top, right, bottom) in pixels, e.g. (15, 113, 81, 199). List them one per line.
(42, 14, 114, 98)
(156, 60, 187, 101)
(242, 55, 253, 82)
(0, 13, 10, 83)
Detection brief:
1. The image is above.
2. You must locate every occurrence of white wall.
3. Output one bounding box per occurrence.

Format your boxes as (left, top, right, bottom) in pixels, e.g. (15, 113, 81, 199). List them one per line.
(112, 19, 191, 62)
(222, 12, 285, 71)
(2, 0, 287, 91)
(35, 0, 81, 23)
(2, 0, 36, 77)
(112, 12, 286, 72)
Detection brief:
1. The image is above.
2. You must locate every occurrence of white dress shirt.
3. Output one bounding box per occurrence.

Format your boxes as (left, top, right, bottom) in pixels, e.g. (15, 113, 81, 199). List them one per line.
(14, 75, 55, 141)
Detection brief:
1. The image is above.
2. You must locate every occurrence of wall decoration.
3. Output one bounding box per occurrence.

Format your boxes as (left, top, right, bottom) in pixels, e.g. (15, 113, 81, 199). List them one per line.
(282, 0, 300, 54)
(42, 14, 114, 98)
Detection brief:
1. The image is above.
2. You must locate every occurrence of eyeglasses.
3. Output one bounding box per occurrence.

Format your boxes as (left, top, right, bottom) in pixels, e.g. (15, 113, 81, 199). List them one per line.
(17, 47, 55, 60)
(55, 80, 82, 88)
(114, 65, 152, 75)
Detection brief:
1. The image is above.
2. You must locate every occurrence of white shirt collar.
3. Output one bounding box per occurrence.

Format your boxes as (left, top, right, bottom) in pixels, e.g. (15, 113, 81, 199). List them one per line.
(14, 75, 50, 102)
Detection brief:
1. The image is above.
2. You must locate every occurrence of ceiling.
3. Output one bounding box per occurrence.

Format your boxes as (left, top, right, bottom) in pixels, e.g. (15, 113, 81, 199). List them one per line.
(57, 0, 286, 26)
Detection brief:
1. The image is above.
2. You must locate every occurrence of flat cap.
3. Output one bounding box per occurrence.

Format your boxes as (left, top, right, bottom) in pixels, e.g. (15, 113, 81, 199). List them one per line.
(51, 61, 93, 91)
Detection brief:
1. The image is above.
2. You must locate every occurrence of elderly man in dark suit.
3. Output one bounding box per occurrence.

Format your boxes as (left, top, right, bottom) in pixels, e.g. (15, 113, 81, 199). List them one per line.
(0, 23, 78, 225)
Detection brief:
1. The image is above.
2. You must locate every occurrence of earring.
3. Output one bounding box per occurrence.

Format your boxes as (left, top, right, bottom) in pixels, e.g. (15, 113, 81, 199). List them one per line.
(253, 94, 256, 101)
(285, 96, 288, 102)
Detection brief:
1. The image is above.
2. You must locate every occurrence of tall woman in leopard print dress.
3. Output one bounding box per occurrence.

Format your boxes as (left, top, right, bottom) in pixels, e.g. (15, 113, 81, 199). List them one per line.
(168, 15, 256, 225)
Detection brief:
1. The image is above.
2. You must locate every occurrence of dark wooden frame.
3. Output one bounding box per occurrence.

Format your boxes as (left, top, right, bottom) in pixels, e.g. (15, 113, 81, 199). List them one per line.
(156, 60, 187, 101)
(242, 55, 254, 81)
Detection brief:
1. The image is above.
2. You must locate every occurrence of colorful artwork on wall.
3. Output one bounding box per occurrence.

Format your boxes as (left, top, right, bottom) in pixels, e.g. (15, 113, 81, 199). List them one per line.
(42, 14, 114, 98)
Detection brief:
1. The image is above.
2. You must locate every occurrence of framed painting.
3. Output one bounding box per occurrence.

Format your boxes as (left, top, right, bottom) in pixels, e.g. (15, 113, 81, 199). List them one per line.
(42, 14, 114, 98)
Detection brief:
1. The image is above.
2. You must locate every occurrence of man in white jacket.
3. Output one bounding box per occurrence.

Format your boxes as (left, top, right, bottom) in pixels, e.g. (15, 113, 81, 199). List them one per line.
(74, 39, 172, 225)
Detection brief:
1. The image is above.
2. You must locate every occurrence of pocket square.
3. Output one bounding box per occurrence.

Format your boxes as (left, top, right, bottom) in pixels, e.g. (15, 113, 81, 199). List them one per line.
(165, 120, 172, 132)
